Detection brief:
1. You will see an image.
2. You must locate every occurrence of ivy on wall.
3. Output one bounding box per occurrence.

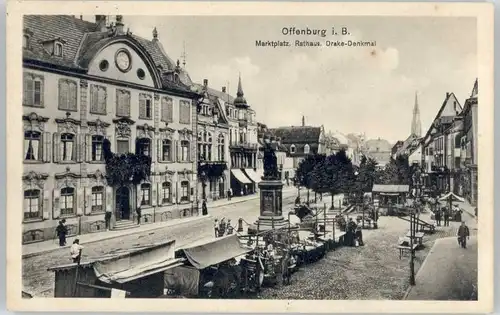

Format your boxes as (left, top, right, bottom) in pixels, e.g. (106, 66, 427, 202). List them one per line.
(103, 139, 152, 187)
(197, 162, 228, 180)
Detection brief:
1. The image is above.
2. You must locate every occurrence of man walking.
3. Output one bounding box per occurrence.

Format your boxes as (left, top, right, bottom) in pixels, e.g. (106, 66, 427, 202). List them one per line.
(136, 206, 142, 225)
(457, 221, 470, 248)
(105, 209, 112, 231)
(443, 207, 450, 227)
(202, 199, 208, 216)
(70, 239, 84, 263)
(435, 208, 442, 227)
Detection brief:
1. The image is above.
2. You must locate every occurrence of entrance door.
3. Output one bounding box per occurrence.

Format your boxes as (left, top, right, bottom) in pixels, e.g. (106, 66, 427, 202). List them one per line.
(115, 187, 130, 221)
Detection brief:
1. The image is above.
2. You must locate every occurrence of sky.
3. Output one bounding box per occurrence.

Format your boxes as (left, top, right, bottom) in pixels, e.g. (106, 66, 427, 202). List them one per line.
(85, 16, 477, 143)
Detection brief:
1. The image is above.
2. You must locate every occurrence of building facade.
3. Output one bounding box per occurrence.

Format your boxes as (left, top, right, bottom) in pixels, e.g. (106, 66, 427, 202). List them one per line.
(22, 15, 200, 244)
(364, 138, 392, 168)
(206, 77, 259, 196)
(192, 80, 230, 202)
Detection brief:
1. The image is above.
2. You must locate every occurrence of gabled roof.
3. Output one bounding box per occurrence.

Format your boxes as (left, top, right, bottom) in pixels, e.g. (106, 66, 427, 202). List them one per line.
(269, 126, 322, 144)
(23, 15, 195, 95)
(422, 92, 462, 142)
(365, 138, 392, 152)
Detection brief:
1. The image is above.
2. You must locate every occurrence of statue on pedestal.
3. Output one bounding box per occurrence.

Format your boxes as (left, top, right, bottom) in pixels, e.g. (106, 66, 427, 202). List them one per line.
(262, 142, 279, 180)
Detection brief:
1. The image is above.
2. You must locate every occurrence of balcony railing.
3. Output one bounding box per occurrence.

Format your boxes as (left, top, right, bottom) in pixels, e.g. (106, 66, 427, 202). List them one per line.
(230, 142, 258, 150)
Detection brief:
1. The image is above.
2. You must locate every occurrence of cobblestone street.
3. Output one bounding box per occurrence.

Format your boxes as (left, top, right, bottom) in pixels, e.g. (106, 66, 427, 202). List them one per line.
(255, 210, 477, 300)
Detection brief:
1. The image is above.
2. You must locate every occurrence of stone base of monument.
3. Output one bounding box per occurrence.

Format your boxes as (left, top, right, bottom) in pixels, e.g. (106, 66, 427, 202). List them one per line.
(248, 178, 288, 234)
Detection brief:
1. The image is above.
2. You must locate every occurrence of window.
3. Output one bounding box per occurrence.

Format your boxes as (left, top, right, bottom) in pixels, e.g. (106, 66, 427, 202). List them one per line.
(179, 100, 191, 124)
(218, 134, 225, 161)
(139, 94, 153, 120)
(455, 135, 461, 148)
(24, 189, 41, 220)
(91, 186, 104, 212)
(90, 85, 107, 115)
(290, 145, 296, 154)
(58, 79, 78, 111)
(181, 141, 190, 161)
(92, 135, 104, 161)
(180, 181, 189, 202)
(60, 133, 75, 162)
(116, 89, 131, 117)
(60, 187, 75, 216)
(198, 132, 212, 161)
(140, 183, 151, 206)
(161, 182, 171, 204)
(54, 42, 63, 56)
(454, 157, 461, 168)
(161, 97, 173, 123)
(117, 139, 129, 154)
(136, 138, 151, 156)
(304, 144, 310, 154)
(23, 35, 30, 49)
(24, 131, 42, 161)
(23, 73, 44, 107)
(162, 139, 172, 161)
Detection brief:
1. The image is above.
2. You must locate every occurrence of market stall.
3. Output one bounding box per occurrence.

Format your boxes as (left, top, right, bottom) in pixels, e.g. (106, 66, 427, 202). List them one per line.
(372, 184, 410, 216)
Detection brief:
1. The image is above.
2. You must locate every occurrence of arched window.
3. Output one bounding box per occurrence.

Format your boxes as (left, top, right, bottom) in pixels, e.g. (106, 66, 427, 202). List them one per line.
(218, 134, 225, 161)
(60, 133, 75, 162)
(54, 42, 63, 56)
(140, 183, 151, 206)
(91, 186, 105, 212)
(24, 189, 41, 220)
(60, 187, 75, 216)
(161, 182, 171, 204)
(162, 139, 172, 161)
(180, 181, 189, 202)
(180, 141, 190, 162)
(290, 144, 296, 154)
(24, 131, 42, 161)
(304, 144, 310, 154)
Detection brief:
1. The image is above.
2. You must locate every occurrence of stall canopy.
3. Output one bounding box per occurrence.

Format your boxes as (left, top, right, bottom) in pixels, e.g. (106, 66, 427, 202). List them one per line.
(179, 234, 253, 270)
(93, 240, 184, 284)
(372, 185, 410, 193)
(243, 169, 262, 184)
(439, 192, 465, 202)
(231, 169, 252, 185)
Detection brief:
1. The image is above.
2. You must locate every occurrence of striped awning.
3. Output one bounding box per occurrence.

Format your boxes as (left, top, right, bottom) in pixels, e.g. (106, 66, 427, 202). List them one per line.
(231, 169, 252, 184)
(243, 169, 262, 184)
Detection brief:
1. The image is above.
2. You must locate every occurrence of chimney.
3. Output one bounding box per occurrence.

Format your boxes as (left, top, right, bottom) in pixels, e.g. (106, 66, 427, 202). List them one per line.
(95, 15, 107, 32)
(446, 92, 450, 98)
(115, 15, 124, 35)
(203, 79, 208, 89)
(222, 86, 226, 93)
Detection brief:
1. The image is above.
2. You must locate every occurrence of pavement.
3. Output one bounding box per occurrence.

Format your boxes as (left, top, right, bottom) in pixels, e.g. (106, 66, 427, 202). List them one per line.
(404, 236, 478, 300)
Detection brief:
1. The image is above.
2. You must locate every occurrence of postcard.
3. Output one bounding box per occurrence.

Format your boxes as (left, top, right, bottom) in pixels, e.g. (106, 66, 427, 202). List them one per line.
(6, 1, 494, 313)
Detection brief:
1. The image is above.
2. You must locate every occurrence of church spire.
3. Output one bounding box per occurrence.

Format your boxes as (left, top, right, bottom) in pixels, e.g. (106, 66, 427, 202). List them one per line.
(411, 91, 422, 137)
(234, 73, 248, 108)
(302, 115, 305, 126)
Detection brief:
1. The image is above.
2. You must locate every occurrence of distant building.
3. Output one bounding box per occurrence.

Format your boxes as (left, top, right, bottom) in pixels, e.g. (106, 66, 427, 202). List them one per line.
(257, 123, 292, 185)
(364, 138, 392, 168)
(269, 116, 327, 170)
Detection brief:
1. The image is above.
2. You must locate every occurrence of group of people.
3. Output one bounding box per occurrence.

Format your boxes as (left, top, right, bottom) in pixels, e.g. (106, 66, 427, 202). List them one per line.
(214, 218, 234, 237)
(433, 207, 450, 227)
(345, 218, 364, 247)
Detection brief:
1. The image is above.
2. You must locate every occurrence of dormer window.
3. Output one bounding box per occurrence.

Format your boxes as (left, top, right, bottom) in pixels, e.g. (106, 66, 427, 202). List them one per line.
(23, 35, 30, 49)
(54, 42, 63, 57)
(304, 144, 310, 154)
(290, 144, 296, 154)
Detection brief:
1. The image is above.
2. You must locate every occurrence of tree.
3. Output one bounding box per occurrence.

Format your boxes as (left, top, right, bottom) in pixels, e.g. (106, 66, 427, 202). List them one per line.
(353, 155, 378, 203)
(295, 153, 326, 202)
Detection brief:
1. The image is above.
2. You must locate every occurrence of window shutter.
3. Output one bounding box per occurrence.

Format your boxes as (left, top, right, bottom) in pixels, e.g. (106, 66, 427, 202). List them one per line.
(76, 134, 83, 162)
(52, 189, 61, 219)
(59, 81, 68, 110)
(190, 141, 195, 162)
(42, 189, 50, 220)
(176, 140, 180, 162)
(84, 187, 92, 215)
(43, 131, 51, 162)
(151, 136, 156, 163)
(152, 182, 157, 206)
(139, 97, 146, 118)
(52, 132, 61, 163)
(136, 185, 142, 207)
(76, 186, 84, 216)
(23, 75, 34, 105)
(106, 186, 113, 212)
(157, 135, 162, 162)
(85, 134, 92, 162)
(168, 101, 173, 122)
(90, 85, 98, 112)
(70, 82, 77, 110)
(39, 79, 45, 106)
(161, 98, 167, 121)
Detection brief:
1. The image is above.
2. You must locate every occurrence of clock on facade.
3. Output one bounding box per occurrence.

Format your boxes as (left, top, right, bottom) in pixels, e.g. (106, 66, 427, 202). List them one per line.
(115, 49, 131, 72)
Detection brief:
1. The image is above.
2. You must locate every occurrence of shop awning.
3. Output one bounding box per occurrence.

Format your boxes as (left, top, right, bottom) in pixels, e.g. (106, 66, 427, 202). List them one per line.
(439, 192, 465, 202)
(93, 240, 185, 284)
(243, 169, 262, 184)
(179, 235, 253, 270)
(231, 169, 252, 184)
(372, 184, 409, 193)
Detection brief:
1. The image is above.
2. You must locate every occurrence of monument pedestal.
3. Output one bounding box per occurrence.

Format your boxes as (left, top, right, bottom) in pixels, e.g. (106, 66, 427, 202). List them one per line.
(254, 179, 288, 232)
